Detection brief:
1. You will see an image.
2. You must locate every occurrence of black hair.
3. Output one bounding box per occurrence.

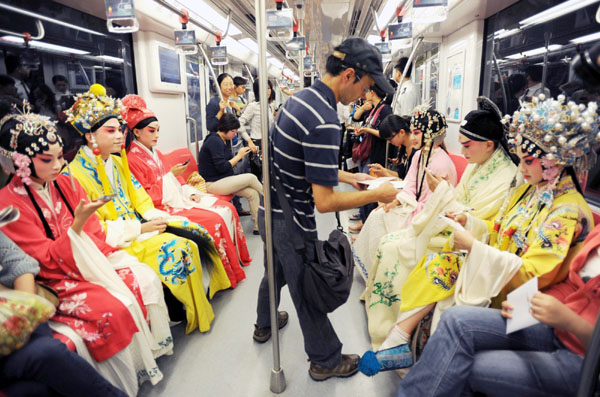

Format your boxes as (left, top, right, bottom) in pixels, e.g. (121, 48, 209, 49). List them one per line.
(0, 75, 15, 87)
(379, 114, 409, 140)
(394, 57, 412, 78)
(52, 74, 68, 85)
(133, 117, 158, 131)
(218, 113, 240, 132)
(90, 115, 119, 133)
(508, 73, 528, 98)
(383, 79, 397, 105)
(4, 55, 21, 75)
(371, 84, 386, 101)
(525, 65, 543, 83)
(325, 46, 366, 79)
(217, 73, 233, 88)
(252, 79, 274, 102)
(233, 76, 248, 86)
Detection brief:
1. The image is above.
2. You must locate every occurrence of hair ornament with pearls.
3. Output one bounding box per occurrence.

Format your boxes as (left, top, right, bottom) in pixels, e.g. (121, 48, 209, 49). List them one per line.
(504, 94, 600, 172)
(65, 84, 124, 136)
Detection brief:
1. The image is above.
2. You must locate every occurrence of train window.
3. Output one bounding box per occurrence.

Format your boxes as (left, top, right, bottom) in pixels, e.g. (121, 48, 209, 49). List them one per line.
(480, 0, 600, 205)
(186, 56, 203, 142)
(0, 0, 136, 158)
(415, 45, 440, 109)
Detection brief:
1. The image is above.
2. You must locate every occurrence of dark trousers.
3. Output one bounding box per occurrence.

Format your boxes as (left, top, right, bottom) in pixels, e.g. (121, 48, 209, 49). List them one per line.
(256, 216, 343, 368)
(0, 323, 126, 397)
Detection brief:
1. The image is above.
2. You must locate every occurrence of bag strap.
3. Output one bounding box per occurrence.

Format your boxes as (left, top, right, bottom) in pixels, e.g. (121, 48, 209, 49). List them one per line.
(268, 139, 306, 252)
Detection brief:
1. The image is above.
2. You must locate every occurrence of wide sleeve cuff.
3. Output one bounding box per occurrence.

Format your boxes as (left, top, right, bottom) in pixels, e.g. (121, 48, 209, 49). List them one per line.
(105, 218, 142, 247)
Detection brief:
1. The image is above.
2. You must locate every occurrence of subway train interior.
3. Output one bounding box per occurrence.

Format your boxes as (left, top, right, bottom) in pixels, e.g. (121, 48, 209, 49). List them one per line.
(1, 0, 600, 396)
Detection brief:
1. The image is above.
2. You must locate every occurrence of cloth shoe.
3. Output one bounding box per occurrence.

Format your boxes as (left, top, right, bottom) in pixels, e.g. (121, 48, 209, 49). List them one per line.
(309, 354, 360, 381)
(358, 344, 413, 376)
(253, 311, 289, 343)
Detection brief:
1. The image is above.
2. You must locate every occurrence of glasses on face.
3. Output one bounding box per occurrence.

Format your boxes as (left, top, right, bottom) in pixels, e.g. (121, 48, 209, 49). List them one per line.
(386, 132, 399, 142)
(355, 76, 372, 95)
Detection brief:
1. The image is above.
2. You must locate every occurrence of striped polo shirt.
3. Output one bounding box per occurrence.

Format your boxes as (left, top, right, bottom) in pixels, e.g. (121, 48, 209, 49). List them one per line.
(260, 79, 341, 238)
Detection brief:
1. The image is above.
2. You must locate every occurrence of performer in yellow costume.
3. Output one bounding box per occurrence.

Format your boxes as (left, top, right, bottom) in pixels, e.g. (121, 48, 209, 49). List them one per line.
(359, 94, 598, 376)
(65, 85, 230, 334)
(363, 98, 522, 349)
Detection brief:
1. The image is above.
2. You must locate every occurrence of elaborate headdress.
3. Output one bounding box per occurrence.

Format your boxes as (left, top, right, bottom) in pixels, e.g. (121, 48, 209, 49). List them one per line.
(120, 95, 157, 130)
(410, 103, 447, 149)
(504, 94, 600, 173)
(0, 102, 62, 185)
(65, 84, 124, 136)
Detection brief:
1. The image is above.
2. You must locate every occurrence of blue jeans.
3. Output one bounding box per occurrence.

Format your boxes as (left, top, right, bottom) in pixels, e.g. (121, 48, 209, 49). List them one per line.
(256, 215, 343, 368)
(397, 306, 583, 397)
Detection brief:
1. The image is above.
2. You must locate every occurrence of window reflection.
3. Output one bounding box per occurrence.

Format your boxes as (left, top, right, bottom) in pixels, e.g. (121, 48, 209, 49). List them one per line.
(0, 0, 135, 162)
(481, 0, 600, 204)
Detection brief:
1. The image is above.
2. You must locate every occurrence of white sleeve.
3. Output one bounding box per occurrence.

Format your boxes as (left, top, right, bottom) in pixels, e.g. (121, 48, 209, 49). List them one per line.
(105, 218, 142, 247)
(454, 239, 522, 307)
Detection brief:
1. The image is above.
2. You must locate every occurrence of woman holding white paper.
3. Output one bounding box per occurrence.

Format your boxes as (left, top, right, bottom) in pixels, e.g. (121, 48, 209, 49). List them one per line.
(360, 99, 520, 351)
(358, 96, 597, 376)
(396, 220, 600, 396)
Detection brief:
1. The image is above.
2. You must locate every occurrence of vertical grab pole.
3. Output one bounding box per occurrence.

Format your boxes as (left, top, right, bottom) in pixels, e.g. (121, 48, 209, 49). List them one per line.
(386, 36, 423, 168)
(244, 64, 255, 85)
(198, 44, 225, 102)
(256, 0, 286, 393)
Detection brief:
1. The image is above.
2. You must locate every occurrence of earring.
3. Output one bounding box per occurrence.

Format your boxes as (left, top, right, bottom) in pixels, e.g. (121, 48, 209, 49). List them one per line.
(91, 134, 101, 156)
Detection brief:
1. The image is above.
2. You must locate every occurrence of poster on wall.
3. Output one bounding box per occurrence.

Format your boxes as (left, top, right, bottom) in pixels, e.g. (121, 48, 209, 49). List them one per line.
(445, 50, 465, 123)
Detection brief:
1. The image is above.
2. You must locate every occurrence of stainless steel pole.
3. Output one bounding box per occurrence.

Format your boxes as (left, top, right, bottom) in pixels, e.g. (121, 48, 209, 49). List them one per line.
(198, 44, 225, 102)
(387, 36, 423, 168)
(255, 0, 286, 393)
(244, 64, 255, 85)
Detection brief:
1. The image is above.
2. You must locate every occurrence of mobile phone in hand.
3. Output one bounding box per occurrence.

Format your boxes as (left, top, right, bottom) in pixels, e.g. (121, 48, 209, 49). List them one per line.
(98, 194, 116, 201)
(181, 159, 190, 166)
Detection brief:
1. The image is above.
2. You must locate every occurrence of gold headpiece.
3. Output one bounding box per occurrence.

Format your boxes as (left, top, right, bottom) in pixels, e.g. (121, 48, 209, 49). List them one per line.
(505, 94, 600, 171)
(65, 84, 124, 135)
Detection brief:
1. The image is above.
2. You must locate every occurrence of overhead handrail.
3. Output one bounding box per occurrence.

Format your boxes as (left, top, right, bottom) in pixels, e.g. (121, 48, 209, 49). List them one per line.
(0, 19, 45, 41)
(371, 1, 409, 39)
(198, 44, 224, 102)
(153, 0, 224, 38)
(0, 2, 105, 37)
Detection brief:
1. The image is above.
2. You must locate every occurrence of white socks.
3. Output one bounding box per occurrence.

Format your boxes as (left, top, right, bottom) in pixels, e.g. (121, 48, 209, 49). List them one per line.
(379, 325, 410, 351)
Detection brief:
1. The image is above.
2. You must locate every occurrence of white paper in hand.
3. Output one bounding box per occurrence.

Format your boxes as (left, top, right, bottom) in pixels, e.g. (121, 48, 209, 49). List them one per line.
(506, 277, 540, 334)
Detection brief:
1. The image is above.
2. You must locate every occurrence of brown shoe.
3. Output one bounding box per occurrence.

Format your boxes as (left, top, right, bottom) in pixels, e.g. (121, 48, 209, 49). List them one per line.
(308, 354, 360, 381)
(253, 311, 289, 343)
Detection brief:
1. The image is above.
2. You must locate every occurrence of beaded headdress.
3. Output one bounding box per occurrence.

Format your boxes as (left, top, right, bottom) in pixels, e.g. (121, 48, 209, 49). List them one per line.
(65, 84, 124, 136)
(504, 94, 600, 171)
(0, 102, 62, 184)
(410, 103, 447, 148)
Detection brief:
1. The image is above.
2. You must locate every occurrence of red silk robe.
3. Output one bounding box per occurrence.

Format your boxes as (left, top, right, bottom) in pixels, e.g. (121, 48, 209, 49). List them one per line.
(127, 141, 251, 287)
(0, 175, 145, 362)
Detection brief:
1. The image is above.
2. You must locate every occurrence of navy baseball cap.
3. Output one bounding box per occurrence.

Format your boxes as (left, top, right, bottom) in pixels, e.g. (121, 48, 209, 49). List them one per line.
(332, 38, 395, 96)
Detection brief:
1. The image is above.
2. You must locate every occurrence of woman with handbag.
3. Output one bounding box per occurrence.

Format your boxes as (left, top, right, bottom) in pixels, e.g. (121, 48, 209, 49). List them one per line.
(123, 94, 251, 288)
(198, 113, 264, 235)
(0, 211, 126, 396)
(0, 104, 172, 395)
(349, 84, 393, 230)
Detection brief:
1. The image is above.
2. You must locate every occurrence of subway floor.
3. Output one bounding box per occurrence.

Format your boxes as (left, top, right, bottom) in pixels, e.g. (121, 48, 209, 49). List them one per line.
(138, 186, 402, 396)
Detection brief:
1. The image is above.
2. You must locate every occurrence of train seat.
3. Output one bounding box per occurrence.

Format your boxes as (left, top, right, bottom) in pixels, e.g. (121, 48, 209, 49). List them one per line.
(449, 153, 468, 182)
(161, 148, 234, 202)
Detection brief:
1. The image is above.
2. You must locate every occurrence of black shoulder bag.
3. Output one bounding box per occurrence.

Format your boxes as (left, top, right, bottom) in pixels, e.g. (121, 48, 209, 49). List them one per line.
(271, 172, 354, 314)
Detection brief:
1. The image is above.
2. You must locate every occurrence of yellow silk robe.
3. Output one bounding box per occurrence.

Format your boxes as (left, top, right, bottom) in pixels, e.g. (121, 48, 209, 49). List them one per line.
(69, 147, 231, 333)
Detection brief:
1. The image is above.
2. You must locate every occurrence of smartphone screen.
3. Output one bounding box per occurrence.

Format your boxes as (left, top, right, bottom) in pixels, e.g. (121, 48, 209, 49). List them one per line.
(182, 159, 190, 165)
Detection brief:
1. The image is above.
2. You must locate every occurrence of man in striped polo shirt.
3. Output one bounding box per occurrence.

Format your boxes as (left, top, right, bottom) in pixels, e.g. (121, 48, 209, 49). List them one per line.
(254, 38, 398, 381)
